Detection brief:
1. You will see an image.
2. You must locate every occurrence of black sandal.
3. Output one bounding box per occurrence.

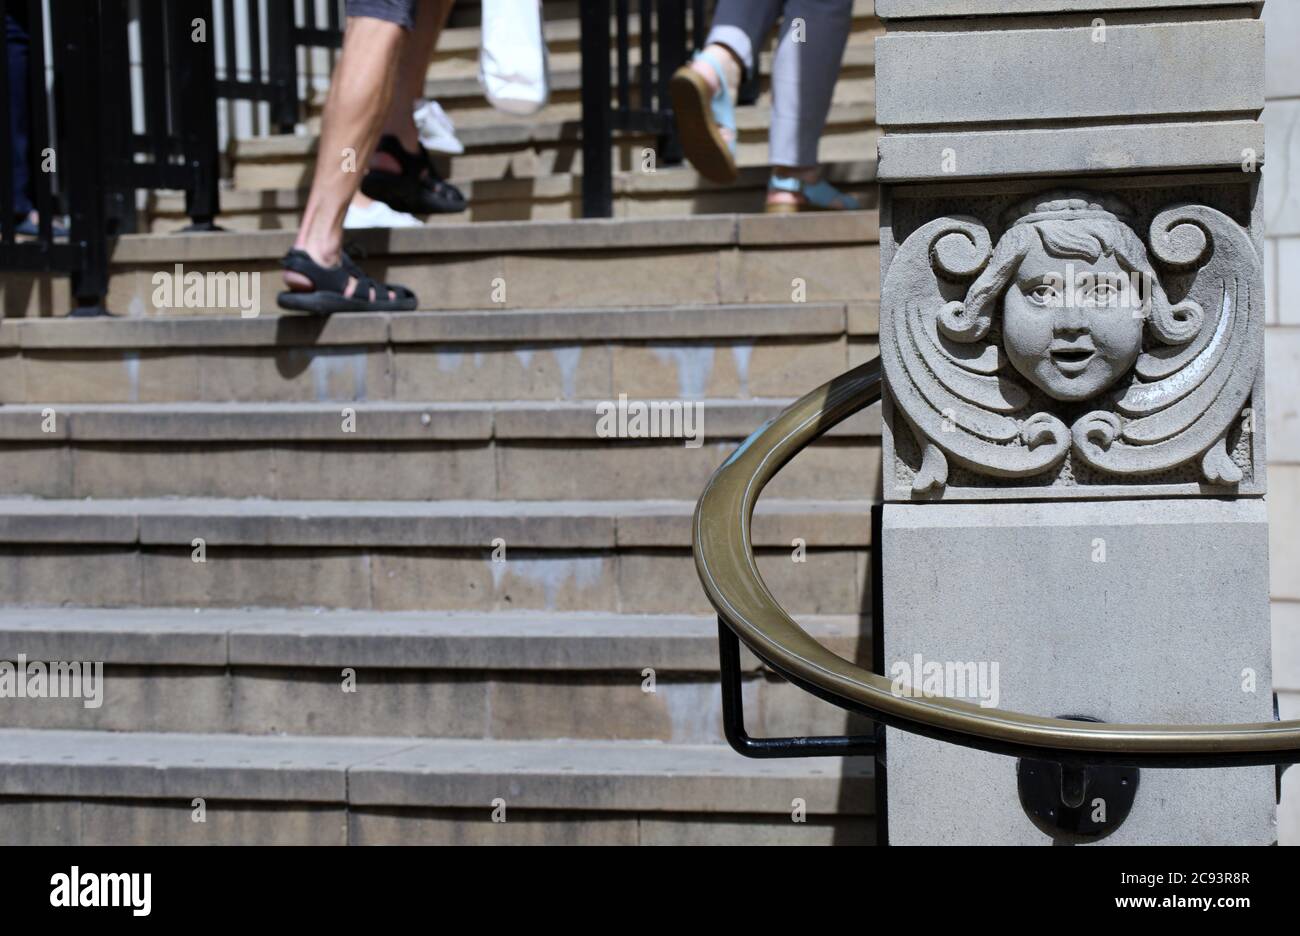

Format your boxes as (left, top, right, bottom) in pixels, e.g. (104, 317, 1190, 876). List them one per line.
(360, 135, 467, 215)
(277, 248, 417, 314)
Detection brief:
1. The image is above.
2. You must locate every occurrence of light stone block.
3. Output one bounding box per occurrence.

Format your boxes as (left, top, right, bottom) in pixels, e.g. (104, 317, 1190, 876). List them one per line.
(1262, 100, 1300, 237)
(1269, 465, 1300, 601)
(878, 122, 1264, 182)
(616, 548, 866, 616)
(1265, 238, 1279, 325)
(1277, 237, 1300, 325)
(1265, 326, 1300, 463)
(876, 21, 1263, 127)
(1272, 601, 1300, 693)
(637, 815, 875, 846)
(1264, 0, 1300, 100)
(348, 808, 639, 845)
(80, 801, 348, 846)
(882, 499, 1275, 845)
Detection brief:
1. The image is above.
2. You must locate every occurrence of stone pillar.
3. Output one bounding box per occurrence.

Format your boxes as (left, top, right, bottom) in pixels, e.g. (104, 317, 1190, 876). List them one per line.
(874, 0, 1275, 844)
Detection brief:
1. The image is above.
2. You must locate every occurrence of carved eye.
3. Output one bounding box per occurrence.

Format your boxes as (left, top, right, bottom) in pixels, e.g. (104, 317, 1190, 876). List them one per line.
(1086, 282, 1120, 306)
(1027, 283, 1060, 306)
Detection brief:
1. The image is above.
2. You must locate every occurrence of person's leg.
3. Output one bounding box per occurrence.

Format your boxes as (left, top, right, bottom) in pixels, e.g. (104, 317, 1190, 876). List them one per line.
(669, 0, 781, 184)
(284, 9, 409, 300)
(360, 0, 466, 215)
(766, 0, 855, 209)
(375, 0, 454, 161)
(692, 0, 783, 125)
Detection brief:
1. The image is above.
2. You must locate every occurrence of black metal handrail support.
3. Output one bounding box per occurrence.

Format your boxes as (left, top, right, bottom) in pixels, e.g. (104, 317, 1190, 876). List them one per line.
(0, 0, 105, 312)
(580, 0, 704, 217)
(0, 0, 228, 315)
(718, 618, 878, 758)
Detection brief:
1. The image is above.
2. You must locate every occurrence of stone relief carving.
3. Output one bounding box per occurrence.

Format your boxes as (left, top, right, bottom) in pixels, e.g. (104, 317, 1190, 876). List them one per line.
(881, 191, 1263, 496)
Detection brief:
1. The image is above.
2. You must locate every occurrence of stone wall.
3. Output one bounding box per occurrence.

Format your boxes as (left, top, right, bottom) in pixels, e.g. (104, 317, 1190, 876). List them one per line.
(875, 0, 1287, 844)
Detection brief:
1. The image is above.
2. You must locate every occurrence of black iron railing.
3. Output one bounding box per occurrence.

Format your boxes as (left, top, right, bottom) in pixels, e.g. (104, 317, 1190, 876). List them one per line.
(0, 0, 343, 316)
(579, 0, 708, 218)
(102, 0, 223, 235)
(213, 0, 344, 134)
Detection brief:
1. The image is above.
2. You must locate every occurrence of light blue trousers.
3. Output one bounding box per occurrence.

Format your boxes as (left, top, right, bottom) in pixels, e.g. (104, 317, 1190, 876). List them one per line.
(706, 0, 854, 168)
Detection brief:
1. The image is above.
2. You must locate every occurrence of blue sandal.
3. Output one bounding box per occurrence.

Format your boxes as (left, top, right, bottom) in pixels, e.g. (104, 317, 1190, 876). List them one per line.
(766, 175, 861, 213)
(669, 50, 739, 184)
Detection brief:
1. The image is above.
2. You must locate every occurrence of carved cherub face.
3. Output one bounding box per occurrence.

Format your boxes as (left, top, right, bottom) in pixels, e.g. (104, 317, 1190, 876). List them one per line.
(1002, 239, 1144, 402)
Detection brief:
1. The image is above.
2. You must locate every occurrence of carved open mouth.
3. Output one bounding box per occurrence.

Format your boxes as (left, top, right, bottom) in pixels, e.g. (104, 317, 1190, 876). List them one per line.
(1049, 347, 1095, 374)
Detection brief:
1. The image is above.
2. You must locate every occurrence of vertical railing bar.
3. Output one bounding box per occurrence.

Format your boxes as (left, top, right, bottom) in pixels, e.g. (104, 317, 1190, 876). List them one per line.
(657, 1, 679, 111)
(579, 0, 613, 217)
(247, 0, 262, 85)
(138, 0, 171, 165)
(58, 0, 110, 313)
(264, 0, 297, 131)
(0, 0, 15, 244)
(98, 0, 135, 233)
(26, 0, 53, 242)
(656, 0, 686, 162)
(637, 0, 651, 112)
(615, 0, 629, 115)
(221, 0, 237, 82)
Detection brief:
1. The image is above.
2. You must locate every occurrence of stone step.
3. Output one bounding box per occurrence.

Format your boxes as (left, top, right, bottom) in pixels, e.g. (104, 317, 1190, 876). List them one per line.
(0, 496, 873, 549)
(4, 212, 881, 319)
(158, 156, 877, 232)
(0, 301, 879, 404)
(0, 543, 868, 615)
(0, 729, 875, 844)
(0, 497, 873, 616)
(0, 497, 870, 614)
(0, 608, 872, 742)
(0, 399, 881, 501)
(405, 42, 878, 118)
(233, 97, 877, 191)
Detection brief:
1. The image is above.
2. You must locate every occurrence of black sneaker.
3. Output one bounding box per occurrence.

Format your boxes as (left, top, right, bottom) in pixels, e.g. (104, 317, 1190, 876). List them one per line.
(360, 135, 467, 215)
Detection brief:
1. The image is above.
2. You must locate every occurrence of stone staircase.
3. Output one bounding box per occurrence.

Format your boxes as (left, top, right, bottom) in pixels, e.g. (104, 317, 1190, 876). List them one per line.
(0, 5, 883, 845)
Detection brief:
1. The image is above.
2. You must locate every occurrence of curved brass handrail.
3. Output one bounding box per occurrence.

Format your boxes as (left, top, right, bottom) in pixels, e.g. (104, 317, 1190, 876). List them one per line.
(693, 357, 1300, 767)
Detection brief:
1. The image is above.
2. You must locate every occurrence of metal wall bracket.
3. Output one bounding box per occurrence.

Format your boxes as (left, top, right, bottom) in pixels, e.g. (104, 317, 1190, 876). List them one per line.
(1017, 717, 1139, 840)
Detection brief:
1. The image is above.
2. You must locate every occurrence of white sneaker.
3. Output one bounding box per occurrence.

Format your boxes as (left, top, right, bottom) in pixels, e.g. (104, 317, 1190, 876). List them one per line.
(414, 98, 465, 155)
(343, 199, 424, 229)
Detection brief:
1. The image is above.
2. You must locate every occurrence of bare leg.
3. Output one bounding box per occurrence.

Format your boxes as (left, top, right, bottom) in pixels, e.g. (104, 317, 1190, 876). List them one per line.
(372, 0, 456, 172)
(285, 16, 406, 297)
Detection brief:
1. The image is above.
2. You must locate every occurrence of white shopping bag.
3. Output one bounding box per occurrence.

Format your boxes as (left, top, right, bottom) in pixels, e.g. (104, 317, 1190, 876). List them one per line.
(479, 0, 550, 116)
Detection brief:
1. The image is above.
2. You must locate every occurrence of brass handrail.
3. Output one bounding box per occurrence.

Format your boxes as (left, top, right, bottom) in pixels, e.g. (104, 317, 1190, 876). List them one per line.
(692, 357, 1300, 766)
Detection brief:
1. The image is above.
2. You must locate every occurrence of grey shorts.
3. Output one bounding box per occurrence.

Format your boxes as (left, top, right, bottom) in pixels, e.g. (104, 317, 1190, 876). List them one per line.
(345, 0, 418, 30)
